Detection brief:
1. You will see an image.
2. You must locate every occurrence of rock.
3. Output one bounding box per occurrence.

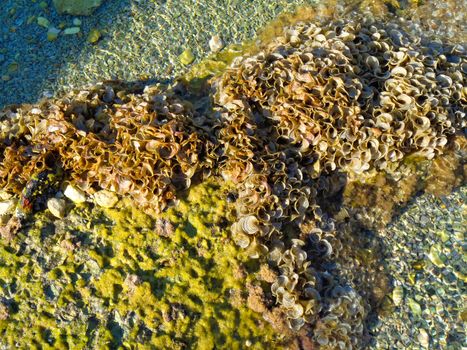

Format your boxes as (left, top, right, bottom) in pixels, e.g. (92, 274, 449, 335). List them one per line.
(52, 0, 104, 16)
(418, 329, 429, 348)
(93, 190, 118, 208)
(209, 35, 224, 53)
(72, 18, 82, 26)
(64, 27, 80, 35)
(64, 184, 86, 203)
(47, 27, 61, 41)
(407, 298, 422, 316)
(47, 198, 66, 218)
(427, 245, 445, 267)
(179, 48, 195, 65)
(37, 16, 50, 28)
(392, 285, 404, 306)
(87, 28, 101, 44)
(0, 199, 17, 216)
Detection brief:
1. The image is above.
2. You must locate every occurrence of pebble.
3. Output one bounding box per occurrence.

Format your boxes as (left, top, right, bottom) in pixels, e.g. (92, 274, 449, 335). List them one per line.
(7, 63, 18, 73)
(93, 190, 118, 208)
(72, 18, 82, 26)
(0, 199, 17, 216)
(47, 198, 66, 218)
(63, 27, 80, 35)
(87, 28, 101, 44)
(427, 245, 445, 267)
(392, 285, 404, 306)
(47, 27, 60, 42)
(209, 35, 224, 52)
(418, 329, 430, 348)
(408, 298, 422, 316)
(37, 16, 50, 28)
(179, 48, 195, 65)
(63, 184, 86, 203)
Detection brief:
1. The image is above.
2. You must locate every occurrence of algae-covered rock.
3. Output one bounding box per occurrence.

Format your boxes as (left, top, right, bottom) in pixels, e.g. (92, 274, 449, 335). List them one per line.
(179, 48, 195, 65)
(87, 28, 101, 43)
(52, 0, 104, 16)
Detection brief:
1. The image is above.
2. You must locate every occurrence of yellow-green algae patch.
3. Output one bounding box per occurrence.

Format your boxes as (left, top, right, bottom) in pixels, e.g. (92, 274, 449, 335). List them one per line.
(0, 180, 285, 349)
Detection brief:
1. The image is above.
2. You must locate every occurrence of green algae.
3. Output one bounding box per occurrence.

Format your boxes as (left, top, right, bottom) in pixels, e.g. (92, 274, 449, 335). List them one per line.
(52, 0, 104, 16)
(0, 179, 284, 349)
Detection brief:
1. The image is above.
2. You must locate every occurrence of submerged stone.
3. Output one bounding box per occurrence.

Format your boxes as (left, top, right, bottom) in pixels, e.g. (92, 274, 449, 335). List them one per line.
(47, 27, 60, 41)
(63, 27, 81, 35)
(37, 16, 50, 28)
(179, 48, 195, 65)
(87, 28, 101, 43)
(52, 0, 104, 16)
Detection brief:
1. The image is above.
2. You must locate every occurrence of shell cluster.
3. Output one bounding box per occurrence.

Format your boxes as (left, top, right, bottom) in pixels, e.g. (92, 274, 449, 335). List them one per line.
(0, 14, 466, 349)
(212, 15, 465, 346)
(0, 83, 213, 213)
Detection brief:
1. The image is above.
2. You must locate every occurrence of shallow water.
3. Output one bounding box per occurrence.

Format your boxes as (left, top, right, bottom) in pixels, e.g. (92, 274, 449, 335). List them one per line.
(0, 0, 465, 349)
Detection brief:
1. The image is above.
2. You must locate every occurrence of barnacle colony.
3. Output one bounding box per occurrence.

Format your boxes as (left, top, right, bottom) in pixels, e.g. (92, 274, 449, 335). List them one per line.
(1, 13, 466, 349)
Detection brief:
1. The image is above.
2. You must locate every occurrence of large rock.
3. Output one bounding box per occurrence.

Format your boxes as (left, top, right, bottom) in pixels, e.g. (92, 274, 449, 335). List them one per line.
(53, 0, 104, 16)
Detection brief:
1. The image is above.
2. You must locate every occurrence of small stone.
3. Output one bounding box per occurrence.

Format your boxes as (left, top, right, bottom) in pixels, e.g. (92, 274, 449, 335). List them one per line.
(39, 1, 48, 9)
(418, 329, 429, 348)
(436, 229, 449, 242)
(392, 285, 404, 306)
(47, 198, 66, 218)
(408, 298, 422, 316)
(37, 16, 50, 28)
(0, 199, 17, 216)
(7, 62, 18, 74)
(47, 27, 60, 41)
(179, 48, 195, 65)
(27, 16, 36, 25)
(0, 303, 9, 321)
(87, 28, 101, 43)
(72, 18, 82, 26)
(64, 184, 86, 203)
(419, 215, 429, 226)
(64, 27, 80, 35)
(209, 35, 224, 53)
(93, 190, 118, 208)
(427, 246, 445, 267)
